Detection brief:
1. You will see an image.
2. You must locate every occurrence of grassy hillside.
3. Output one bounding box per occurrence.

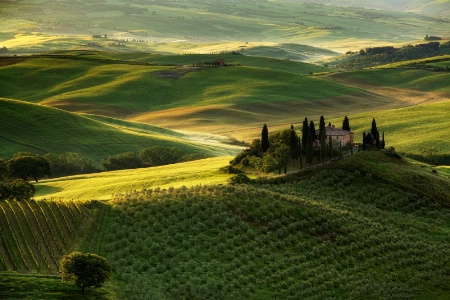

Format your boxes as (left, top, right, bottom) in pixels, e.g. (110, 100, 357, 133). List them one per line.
(2, 152, 450, 299)
(97, 152, 450, 299)
(34, 157, 234, 201)
(332, 100, 450, 157)
(0, 98, 235, 163)
(327, 68, 450, 93)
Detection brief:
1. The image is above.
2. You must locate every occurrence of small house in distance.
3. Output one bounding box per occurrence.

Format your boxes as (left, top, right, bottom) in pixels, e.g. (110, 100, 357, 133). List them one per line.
(316, 125, 354, 146)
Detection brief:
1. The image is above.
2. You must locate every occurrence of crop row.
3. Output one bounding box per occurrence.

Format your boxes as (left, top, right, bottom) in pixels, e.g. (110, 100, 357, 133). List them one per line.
(0, 200, 88, 273)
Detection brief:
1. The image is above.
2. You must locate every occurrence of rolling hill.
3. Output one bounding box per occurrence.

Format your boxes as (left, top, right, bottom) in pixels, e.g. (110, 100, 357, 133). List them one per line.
(0, 98, 239, 163)
(1, 0, 449, 56)
(1, 151, 449, 299)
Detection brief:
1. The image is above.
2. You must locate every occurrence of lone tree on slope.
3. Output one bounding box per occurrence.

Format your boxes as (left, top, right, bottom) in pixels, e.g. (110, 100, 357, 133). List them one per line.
(60, 252, 112, 293)
(7, 155, 51, 182)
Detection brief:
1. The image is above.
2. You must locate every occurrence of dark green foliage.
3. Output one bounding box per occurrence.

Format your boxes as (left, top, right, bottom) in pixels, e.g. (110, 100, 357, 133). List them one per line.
(319, 116, 327, 158)
(338, 43, 443, 69)
(306, 133, 314, 164)
(60, 252, 112, 293)
(7, 155, 51, 182)
(342, 116, 350, 131)
(261, 124, 270, 153)
(302, 118, 309, 151)
(219, 165, 242, 174)
(44, 152, 99, 177)
(384, 147, 401, 159)
(309, 121, 316, 143)
(0, 158, 7, 181)
(268, 142, 290, 174)
(140, 146, 184, 167)
(381, 132, 385, 149)
(371, 118, 378, 137)
(362, 132, 367, 150)
(289, 125, 299, 162)
(228, 173, 251, 185)
(298, 137, 303, 169)
(269, 128, 291, 145)
(230, 139, 262, 167)
(102, 152, 143, 171)
(0, 179, 35, 201)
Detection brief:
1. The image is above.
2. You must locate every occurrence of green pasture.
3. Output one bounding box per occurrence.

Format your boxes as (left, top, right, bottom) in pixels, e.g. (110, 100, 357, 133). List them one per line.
(0, 98, 235, 163)
(0, 55, 364, 118)
(34, 156, 234, 201)
(327, 68, 450, 93)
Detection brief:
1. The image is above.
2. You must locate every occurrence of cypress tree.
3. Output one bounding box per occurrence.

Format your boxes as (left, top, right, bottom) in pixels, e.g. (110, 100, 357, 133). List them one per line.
(309, 121, 316, 143)
(381, 131, 385, 149)
(342, 116, 350, 131)
(319, 116, 327, 158)
(302, 118, 309, 152)
(306, 133, 314, 164)
(371, 118, 378, 137)
(319, 116, 325, 137)
(289, 125, 298, 165)
(261, 124, 270, 153)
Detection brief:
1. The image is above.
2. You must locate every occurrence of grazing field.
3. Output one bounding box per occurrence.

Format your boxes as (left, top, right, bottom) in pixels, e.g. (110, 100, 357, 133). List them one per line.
(34, 157, 234, 201)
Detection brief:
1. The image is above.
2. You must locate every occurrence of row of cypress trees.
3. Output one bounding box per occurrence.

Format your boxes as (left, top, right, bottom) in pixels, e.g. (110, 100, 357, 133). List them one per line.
(261, 115, 350, 169)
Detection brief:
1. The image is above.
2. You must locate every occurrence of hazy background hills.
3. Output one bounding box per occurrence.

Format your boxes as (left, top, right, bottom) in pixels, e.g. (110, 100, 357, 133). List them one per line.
(1, 0, 449, 57)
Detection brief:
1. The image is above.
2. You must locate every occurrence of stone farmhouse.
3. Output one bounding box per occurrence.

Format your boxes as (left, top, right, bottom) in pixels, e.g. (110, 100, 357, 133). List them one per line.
(315, 125, 354, 147)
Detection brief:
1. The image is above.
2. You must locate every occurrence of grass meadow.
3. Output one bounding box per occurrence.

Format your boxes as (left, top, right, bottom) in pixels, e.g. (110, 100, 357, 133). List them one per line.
(34, 157, 234, 201)
(0, 98, 237, 163)
(328, 99, 450, 155)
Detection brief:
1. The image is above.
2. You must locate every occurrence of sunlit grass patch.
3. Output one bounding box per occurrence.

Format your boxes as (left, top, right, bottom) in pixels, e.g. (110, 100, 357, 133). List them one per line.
(34, 157, 234, 201)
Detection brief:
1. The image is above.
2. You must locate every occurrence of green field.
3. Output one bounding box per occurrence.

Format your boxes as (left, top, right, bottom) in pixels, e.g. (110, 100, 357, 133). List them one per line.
(328, 100, 450, 155)
(1, 1, 450, 298)
(1, 0, 449, 56)
(3, 152, 449, 299)
(0, 98, 239, 163)
(34, 157, 234, 201)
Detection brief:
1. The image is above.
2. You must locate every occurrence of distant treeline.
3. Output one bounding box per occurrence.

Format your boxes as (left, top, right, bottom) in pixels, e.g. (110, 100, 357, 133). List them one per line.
(102, 146, 207, 171)
(1, 147, 208, 182)
(339, 42, 450, 69)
